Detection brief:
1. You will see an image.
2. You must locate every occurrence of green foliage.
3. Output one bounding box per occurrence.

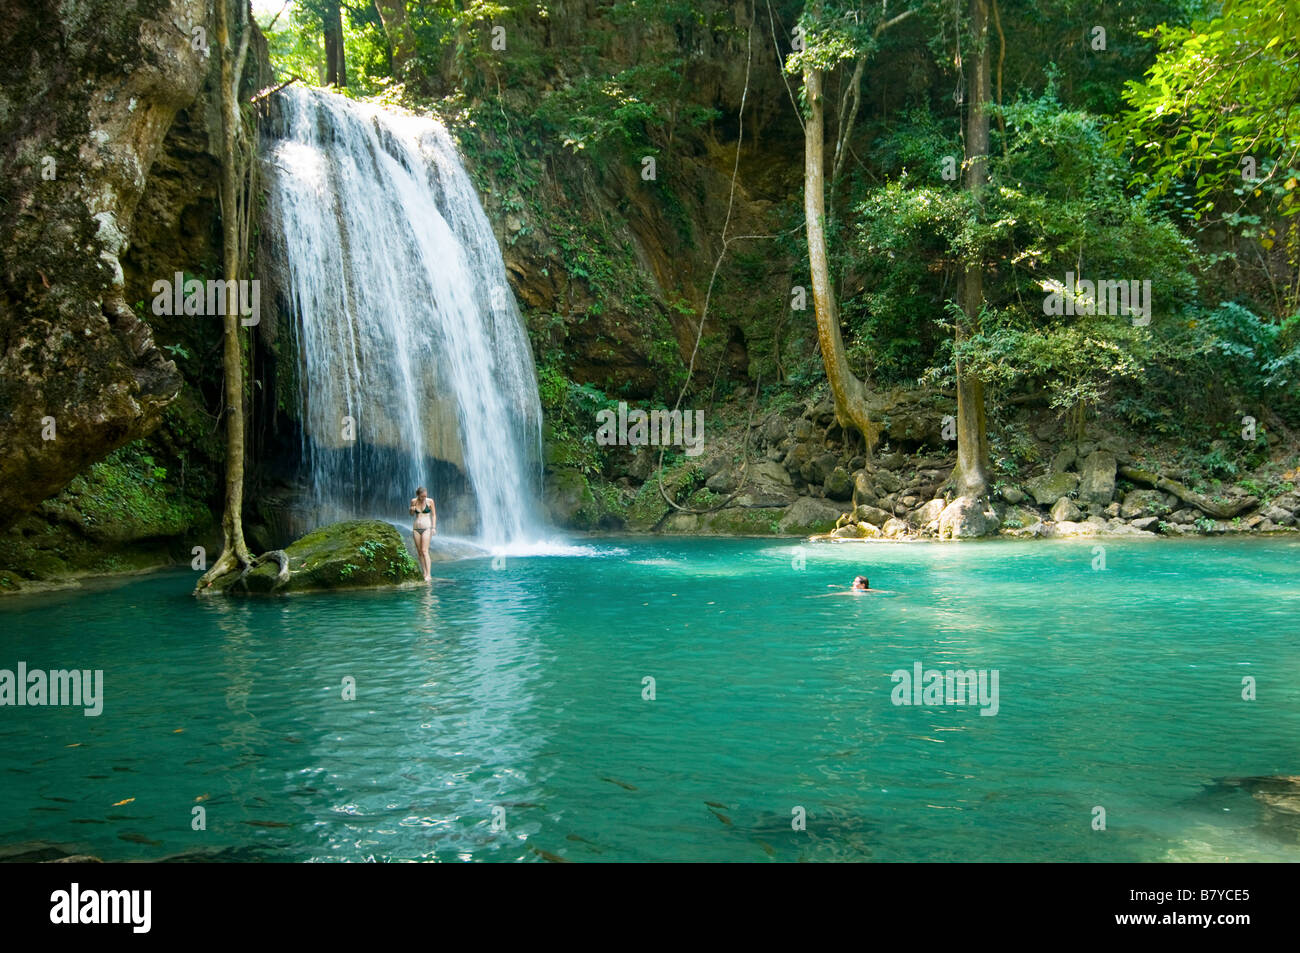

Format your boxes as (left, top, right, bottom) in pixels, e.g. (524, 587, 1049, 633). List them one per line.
(263, 1, 397, 96)
(1117, 0, 1300, 229)
(850, 85, 1199, 419)
(48, 443, 211, 540)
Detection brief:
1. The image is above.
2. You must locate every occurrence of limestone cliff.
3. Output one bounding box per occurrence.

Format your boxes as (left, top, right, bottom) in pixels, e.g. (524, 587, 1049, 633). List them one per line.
(0, 0, 263, 528)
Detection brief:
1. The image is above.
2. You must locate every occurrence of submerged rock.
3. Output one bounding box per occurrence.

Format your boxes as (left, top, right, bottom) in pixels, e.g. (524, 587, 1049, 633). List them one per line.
(1202, 776, 1300, 837)
(208, 520, 422, 594)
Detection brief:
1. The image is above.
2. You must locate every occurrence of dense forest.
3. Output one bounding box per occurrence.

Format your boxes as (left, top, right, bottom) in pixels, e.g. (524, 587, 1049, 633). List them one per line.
(3, 0, 1300, 875)
(1, 0, 1298, 590)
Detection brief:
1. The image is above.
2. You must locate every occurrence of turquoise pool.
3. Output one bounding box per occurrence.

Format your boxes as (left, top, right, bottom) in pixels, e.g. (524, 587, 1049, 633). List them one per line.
(1, 536, 1297, 862)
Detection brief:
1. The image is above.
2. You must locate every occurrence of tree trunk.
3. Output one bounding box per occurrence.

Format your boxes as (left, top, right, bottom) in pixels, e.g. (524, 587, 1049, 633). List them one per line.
(199, 0, 255, 589)
(951, 0, 992, 498)
(373, 0, 413, 79)
(324, 1, 347, 87)
(802, 59, 880, 446)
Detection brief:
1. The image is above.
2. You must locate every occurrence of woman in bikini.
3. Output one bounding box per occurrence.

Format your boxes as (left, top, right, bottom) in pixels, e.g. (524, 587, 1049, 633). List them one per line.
(409, 486, 437, 581)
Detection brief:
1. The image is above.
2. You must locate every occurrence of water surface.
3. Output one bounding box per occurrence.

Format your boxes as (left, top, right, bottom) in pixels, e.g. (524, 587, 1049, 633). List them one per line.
(2, 536, 1297, 862)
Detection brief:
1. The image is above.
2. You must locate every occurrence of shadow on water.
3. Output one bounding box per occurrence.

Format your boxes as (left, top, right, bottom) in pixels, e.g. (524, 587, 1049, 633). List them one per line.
(1190, 775, 1300, 846)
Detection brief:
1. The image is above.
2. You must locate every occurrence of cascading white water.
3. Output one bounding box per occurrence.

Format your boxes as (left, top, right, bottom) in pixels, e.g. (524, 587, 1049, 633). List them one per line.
(263, 87, 542, 545)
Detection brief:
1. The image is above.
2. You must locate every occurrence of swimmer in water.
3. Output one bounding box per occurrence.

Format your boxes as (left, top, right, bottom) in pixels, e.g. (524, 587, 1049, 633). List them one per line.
(820, 574, 892, 596)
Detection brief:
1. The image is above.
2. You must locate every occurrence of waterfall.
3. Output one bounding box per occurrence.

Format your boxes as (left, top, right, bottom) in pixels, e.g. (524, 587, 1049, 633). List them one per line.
(262, 87, 542, 546)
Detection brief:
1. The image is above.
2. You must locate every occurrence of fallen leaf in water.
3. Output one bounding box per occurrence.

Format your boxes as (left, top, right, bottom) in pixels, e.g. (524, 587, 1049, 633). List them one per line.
(704, 800, 727, 809)
(600, 777, 638, 791)
(65, 744, 82, 748)
(111, 798, 135, 807)
(194, 794, 209, 803)
(173, 729, 184, 734)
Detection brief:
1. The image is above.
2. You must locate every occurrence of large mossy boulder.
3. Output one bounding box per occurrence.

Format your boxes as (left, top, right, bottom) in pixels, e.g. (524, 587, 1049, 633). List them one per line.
(697, 506, 781, 535)
(1078, 450, 1117, 504)
(544, 466, 599, 528)
(937, 496, 1000, 539)
(779, 497, 844, 535)
(1025, 471, 1080, 506)
(1119, 489, 1170, 520)
(211, 520, 421, 595)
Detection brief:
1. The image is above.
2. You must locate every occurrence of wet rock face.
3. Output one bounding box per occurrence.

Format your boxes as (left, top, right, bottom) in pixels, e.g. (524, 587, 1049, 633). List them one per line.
(0, 0, 214, 526)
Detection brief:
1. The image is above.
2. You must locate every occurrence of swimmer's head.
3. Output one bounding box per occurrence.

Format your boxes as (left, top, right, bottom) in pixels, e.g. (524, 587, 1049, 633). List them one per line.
(852, 576, 869, 590)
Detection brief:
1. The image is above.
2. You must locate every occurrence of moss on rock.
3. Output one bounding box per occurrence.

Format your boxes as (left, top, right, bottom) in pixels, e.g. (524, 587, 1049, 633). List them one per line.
(209, 520, 421, 595)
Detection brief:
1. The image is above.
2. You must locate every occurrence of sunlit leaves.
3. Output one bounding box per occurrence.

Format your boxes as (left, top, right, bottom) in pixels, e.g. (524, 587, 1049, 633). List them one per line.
(1116, 0, 1300, 229)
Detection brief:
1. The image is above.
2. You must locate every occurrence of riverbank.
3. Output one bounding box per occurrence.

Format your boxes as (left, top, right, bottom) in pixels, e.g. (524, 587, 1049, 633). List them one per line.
(545, 384, 1300, 542)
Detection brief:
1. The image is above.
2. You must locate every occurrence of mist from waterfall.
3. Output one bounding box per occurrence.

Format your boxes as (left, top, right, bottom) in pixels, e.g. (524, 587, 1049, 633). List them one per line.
(263, 87, 542, 546)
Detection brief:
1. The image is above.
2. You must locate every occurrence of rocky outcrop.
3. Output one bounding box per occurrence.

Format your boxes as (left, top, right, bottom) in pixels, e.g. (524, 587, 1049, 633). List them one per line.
(1118, 464, 1259, 519)
(1050, 497, 1082, 522)
(0, 1, 218, 525)
(778, 497, 843, 535)
(1078, 450, 1117, 504)
(544, 466, 603, 529)
(937, 496, 1000, 540)
(1026, 471, 1079, 506)
(1120, 489, 1171, 519)
(206, 520, 421, 594)
(0, 1, 269, 529)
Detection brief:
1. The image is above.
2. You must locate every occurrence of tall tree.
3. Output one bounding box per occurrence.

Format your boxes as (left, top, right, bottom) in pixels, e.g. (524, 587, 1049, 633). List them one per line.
(323, 0, 348, 87)
(802, 47, 879, 444)
(795, 2, 914, 447)
(373, 0, 414, 79)
(199, 0, 257, 590)
(951, 0, 992, 498)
